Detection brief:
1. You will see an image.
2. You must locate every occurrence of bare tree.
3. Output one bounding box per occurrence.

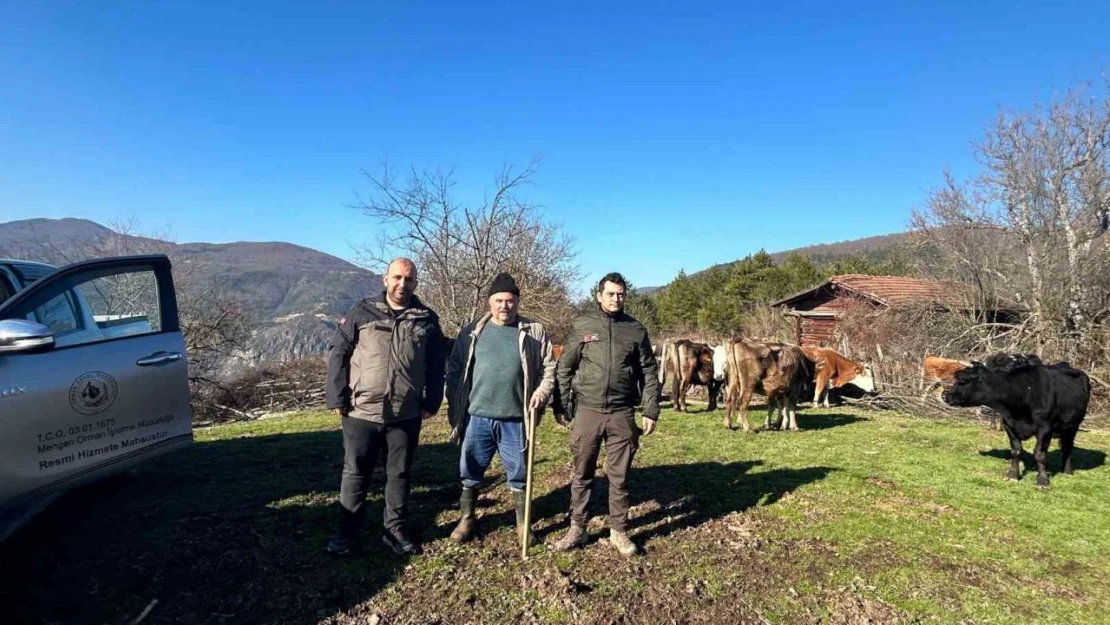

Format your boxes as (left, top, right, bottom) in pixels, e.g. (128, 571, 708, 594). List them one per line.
(354, 158, 580, 336)
(913, 80, 1110, 361)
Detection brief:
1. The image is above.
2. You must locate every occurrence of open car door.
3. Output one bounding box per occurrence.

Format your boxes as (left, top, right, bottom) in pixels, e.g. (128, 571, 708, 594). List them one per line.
(0, 254, 192, 540)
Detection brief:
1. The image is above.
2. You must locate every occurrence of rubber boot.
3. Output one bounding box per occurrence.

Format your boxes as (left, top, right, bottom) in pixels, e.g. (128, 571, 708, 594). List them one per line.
(511, 488, 537, 547)
(450, 487, 478, 542)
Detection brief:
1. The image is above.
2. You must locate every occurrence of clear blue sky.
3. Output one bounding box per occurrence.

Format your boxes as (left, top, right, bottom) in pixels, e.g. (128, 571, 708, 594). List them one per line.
(2, 1, 1108, 292)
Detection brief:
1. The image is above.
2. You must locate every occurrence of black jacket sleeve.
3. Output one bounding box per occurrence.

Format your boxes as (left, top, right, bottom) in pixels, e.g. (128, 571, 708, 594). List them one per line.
(421, 318, 447, 415)
(638, 328, 661, 419)
(554, 324, 584, 414)
(326, 303, 362, 411)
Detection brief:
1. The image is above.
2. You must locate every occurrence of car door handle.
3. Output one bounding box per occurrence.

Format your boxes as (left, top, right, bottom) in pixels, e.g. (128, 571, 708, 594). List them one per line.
(136, 351, 184, 366)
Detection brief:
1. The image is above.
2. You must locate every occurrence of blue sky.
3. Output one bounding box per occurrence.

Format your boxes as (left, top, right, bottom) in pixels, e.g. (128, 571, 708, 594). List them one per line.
(2, 1, 1108, 292)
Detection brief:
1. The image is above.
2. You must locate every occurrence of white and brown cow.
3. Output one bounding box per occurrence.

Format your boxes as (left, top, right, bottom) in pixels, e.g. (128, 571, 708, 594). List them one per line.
(661, 339, 720, 412)
(801, 347, 876, 407)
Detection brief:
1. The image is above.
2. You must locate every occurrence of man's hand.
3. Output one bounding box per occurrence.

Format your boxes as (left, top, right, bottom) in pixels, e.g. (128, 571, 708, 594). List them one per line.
(553, 412, 569, 429)
(529, 395, 544, 411)
(642, 417, 657, 435)
(421, 410, 435, 420)
(332, 408, 345, 417)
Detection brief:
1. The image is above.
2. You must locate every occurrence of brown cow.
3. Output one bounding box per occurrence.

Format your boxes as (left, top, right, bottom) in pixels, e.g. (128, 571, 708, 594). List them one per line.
(801, 347, 877, 407)
(723, 339, 808, 431)
(661, 339, 720, 412)
(923, 355, 999, 429)
(921, 355, 971, 399)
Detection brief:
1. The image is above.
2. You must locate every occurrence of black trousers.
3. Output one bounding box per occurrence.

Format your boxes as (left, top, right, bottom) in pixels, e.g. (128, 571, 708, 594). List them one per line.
(337, 415, 421, 539)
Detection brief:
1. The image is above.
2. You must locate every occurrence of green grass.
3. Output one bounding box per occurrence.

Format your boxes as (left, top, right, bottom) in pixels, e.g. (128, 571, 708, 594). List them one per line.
(4, 405, 1109, 624)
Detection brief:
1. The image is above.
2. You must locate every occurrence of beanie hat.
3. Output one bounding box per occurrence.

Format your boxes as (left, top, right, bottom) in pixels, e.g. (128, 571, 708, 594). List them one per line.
(487, 272, 520, 297)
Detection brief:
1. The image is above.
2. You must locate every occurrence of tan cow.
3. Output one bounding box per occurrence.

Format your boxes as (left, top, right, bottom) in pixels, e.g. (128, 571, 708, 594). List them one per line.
(723, 339, 808, 431)
(922, 355, 999, 429)
(801, 347, 877, 407)
(661, 339, 720, 412)
(921, 355, 971, 399)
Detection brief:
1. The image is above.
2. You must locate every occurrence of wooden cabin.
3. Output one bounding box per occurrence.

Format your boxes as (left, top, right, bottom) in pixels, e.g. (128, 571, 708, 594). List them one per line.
(770, 274, 984, 348)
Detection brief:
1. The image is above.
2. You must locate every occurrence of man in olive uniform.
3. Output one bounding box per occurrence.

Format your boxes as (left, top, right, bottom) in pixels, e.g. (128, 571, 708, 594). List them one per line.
(325, 258, 447, 556)
(549, 272, 660, 557)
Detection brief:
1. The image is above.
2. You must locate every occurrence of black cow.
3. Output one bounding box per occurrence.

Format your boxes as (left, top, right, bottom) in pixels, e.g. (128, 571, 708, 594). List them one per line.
(943, 353, 1091, 488)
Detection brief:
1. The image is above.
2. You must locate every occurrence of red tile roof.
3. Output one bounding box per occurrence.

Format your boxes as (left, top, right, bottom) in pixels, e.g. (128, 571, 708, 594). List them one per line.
(771, 274, 973, 309)
(829, 274, 970, 307)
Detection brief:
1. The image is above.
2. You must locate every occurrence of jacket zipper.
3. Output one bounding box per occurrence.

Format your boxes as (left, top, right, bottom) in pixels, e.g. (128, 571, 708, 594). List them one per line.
(385, 310, 398, 412)
(604, 314, 612, 412)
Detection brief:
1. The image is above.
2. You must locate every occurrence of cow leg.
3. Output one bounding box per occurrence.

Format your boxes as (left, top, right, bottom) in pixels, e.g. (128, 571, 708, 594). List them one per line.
(1033, 427, 1054, 489)
(723, 383, 735, 430)
(921, 380, 941, 401)
(764, 397, 777, 430)
(707, 381, 719, 412)
(739, 386, 754, 433)
(1002, 424, 1023, 481)
(1059, 427, 1078, 475)
(786, 397, 799, 431)
(812, 372, 825, 406)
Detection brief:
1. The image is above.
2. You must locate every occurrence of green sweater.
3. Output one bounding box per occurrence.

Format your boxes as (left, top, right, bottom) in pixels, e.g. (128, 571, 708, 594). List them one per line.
(468, 322, 524, 419)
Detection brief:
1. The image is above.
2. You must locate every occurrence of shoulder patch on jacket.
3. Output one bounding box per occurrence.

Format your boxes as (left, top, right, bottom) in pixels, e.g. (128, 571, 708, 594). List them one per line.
(583, 333, 600, 343)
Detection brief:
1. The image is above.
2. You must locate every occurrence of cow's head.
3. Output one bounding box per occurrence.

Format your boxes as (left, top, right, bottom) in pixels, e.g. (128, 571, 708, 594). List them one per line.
(850, 363, 877, 393)
(943, 363, 990, 407)
(712, 344, 728, 381)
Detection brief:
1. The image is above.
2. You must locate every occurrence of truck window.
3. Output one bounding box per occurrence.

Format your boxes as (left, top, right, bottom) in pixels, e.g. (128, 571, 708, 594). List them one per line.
(3, 266, 162, 348)
(35, 291, 82, 335)
(0, 274, 13, 304)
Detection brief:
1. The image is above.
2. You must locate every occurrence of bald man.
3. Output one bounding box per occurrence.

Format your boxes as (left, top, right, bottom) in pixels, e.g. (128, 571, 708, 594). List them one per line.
(325, 258, 447, 556)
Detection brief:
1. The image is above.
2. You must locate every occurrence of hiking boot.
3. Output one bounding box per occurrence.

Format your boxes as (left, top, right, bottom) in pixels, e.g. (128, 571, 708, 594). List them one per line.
(607, 530, 639, 558)
(548, 522, 587, 552)
(450, 487, 479, 543)
(325, 537, 350, 555)
(511, 488, 537, 548)
(382, 528, 418, 556)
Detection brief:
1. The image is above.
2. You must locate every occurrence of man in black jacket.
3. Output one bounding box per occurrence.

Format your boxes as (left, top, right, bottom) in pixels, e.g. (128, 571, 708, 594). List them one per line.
(325, 258, 447, 556)
(549, 272, 660, 557)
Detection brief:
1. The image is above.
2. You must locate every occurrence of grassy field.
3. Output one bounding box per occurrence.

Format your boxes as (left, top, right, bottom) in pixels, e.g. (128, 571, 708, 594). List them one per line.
(3, 404, 1109, 625)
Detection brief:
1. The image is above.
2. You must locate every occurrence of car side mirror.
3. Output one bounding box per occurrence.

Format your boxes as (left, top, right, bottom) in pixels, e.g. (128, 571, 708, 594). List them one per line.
(0, 319, 56, 354)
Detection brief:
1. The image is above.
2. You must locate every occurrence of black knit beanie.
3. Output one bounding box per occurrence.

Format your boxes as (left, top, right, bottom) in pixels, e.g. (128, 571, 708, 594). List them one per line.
(487, 272, 520, 297)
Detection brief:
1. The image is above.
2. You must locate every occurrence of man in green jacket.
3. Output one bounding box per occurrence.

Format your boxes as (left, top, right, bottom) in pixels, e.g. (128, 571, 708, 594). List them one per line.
(549, 272, 660, 557)
(445, 273, 556, 546)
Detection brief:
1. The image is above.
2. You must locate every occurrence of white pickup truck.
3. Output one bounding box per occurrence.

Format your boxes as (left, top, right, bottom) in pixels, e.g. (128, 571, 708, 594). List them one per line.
(0, 255, 192, 540)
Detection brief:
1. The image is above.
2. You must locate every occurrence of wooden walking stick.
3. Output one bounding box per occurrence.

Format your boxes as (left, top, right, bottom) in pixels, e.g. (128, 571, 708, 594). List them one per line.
(521, 406, 538, 560)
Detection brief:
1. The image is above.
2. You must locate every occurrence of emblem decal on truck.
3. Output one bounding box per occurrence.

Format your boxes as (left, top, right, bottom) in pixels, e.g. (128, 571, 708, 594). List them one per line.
(69, 372, 119, 415)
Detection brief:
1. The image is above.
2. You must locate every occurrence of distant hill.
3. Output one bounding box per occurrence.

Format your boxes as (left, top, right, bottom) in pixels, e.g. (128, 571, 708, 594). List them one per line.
(766, 232, 909, 265)
(0, 218, 379, 375)
(639, 232, 911, 294)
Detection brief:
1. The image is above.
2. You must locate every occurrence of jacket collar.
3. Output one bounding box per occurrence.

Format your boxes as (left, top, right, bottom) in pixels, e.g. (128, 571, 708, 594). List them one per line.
(470, 312, 534, 337)
(371, 291, 432, 319)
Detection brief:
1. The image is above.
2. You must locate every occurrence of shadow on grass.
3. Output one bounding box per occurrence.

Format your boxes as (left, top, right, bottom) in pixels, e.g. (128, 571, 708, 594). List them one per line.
(479, 459, 837, 551)
(0, 428, 460, 625)
(978, 447, 1106, 474)
(796, 413, 867, 431)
